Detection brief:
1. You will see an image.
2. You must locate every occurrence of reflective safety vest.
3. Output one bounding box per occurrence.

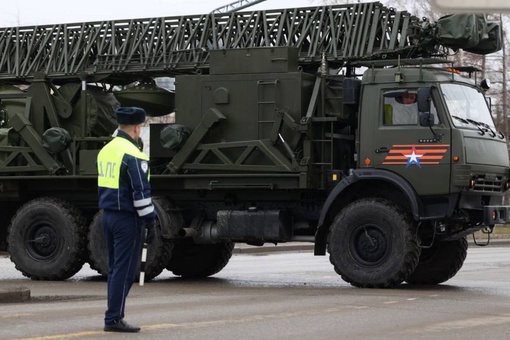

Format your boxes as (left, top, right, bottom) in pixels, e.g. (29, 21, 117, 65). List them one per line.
(97, 131, 155, 220)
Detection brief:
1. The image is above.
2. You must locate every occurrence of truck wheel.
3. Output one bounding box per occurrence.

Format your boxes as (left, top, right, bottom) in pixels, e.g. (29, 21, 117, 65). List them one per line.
(87, 211, 108, 277)
(87, 200, 174, 280)
(167, 239, 234, 278)
(7, 197, 87, 280)
(405, 237, 468, 285)
(328, 198, 420, 288)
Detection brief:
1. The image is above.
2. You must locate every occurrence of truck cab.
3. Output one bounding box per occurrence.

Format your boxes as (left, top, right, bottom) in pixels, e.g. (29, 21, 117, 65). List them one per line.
(358, 65, 510, 238)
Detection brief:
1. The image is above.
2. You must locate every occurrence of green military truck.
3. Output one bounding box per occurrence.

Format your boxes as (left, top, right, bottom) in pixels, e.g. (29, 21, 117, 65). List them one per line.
(0, 3, 508, 287)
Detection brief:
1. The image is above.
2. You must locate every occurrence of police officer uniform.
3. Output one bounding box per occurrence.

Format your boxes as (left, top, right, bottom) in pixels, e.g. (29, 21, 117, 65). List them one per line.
(97, 107, 156, 333)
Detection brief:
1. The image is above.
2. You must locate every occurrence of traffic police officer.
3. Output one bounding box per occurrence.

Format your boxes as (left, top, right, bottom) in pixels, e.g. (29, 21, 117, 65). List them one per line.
(97, 106, 156, 333)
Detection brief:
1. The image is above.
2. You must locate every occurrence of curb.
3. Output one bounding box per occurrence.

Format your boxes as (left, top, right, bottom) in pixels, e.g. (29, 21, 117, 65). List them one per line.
(232, 239, 510, 254)
(0, 287, 30, 303)
(468, 238, 510, 247)
(234, 243, 314, 254)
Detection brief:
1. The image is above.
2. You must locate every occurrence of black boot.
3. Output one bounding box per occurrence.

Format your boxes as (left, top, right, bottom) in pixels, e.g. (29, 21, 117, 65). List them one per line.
(104, 319, 141, 333)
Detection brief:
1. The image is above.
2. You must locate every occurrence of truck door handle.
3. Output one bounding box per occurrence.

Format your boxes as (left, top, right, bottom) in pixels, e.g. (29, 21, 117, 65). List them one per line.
(375, 147, 389, 153)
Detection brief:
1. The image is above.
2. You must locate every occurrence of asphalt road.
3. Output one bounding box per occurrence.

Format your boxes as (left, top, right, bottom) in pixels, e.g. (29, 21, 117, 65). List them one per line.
(1, 245, 510, 339)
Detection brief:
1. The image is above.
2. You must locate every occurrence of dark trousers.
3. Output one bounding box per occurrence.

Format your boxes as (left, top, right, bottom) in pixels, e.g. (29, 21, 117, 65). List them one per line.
(102, 210, 142, 325)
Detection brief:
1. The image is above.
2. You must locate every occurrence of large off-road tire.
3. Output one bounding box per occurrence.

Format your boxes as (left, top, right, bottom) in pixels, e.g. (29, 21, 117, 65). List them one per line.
(86, 211, 108, 276)
(87, 199, 173, 281)
(405, 237, 468, 285)
(328, 198, 421, 288)
(167, 239, 235, 278)
(7, 197, 87, 280)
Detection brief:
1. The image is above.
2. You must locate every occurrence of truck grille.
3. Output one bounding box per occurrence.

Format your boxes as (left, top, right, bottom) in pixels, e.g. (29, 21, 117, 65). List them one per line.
(471, 174, 505, 192)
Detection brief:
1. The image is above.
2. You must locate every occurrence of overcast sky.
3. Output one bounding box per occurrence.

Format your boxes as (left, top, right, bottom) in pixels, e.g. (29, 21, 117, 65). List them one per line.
(0, 0, 330, 27)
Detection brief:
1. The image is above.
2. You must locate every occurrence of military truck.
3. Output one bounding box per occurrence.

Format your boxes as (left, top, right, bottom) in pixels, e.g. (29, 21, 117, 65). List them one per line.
(0, 3, 508, 288)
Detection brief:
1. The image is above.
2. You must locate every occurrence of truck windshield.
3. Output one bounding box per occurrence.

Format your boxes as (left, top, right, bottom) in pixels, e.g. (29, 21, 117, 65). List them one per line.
(441, 83, 496, 130)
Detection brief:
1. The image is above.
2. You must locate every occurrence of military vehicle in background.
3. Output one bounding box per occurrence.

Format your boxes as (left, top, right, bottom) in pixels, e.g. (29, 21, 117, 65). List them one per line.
(0, 2, 508, 287)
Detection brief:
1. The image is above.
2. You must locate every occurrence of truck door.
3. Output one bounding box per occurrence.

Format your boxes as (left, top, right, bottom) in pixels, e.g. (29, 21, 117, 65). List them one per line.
(361, 87, 452, 196)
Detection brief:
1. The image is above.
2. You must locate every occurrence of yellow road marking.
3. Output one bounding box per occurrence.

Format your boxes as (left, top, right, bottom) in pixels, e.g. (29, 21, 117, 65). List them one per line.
(0, 313, 33, 319)
(16, 331, 105, 340)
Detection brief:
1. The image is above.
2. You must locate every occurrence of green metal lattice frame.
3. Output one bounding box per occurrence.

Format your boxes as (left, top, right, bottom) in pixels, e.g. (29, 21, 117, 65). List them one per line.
(0, 2, 421, 83)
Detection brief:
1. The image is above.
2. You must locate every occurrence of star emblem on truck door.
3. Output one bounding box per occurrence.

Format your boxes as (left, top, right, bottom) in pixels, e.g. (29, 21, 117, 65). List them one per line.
(404, 145, 423, 168)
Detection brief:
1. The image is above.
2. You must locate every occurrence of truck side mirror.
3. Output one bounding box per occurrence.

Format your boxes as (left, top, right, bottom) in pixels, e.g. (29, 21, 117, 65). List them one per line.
(419, 112, 435, 127)
(417, 87, 434, 127)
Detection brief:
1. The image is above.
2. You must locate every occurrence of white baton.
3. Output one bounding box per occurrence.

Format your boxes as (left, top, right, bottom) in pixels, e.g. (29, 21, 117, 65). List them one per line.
(139, 228, 148, 286)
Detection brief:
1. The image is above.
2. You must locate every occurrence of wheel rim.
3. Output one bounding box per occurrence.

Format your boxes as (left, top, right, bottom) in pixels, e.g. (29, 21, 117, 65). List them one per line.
(26, 222, 61, 261)
(350, 224, 390, 266)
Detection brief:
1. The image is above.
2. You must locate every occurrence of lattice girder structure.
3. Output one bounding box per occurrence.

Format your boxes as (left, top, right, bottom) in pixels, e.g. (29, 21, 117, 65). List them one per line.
(0, 2, 424, 84)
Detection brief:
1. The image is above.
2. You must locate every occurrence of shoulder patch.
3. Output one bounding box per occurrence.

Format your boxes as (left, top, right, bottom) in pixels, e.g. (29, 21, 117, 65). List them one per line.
(141, 161, 149, 173)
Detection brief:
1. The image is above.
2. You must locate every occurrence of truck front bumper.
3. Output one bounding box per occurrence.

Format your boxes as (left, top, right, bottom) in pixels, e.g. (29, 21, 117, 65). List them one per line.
(483, 205, 510, 224)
